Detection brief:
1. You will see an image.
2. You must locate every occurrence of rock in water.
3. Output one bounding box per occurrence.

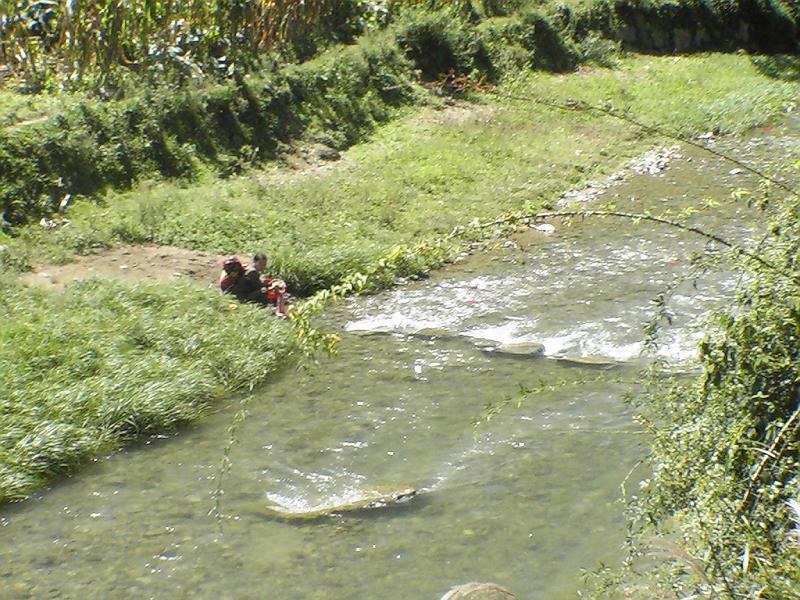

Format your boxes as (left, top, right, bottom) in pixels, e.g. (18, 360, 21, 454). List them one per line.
(556, 355, 618, 368)
(256, 486, 418, 521)
(484, 342, 545, 357)
(410, 327, 454, 340)
(440, 582, 520, 600)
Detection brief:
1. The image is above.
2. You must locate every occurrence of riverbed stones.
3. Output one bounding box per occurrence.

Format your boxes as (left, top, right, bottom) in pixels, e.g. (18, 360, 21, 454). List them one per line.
(440, 582, 520, 600)
(348, 327, 395, 337)
(556, 355, 618, 369)
(410, 327, 455, 340)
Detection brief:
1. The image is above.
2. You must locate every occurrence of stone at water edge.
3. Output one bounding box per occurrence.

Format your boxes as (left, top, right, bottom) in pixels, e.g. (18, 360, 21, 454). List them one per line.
(440, 582, 520, 600)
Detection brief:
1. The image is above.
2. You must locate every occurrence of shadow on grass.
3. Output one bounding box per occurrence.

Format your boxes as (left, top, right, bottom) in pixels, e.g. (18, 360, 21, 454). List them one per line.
(751, 55, 800, 82)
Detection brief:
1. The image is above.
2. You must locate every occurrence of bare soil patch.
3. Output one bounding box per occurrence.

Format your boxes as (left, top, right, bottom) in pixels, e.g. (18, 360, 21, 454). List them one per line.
(20, 244, 224, 291)
(421, 99, 500, 127)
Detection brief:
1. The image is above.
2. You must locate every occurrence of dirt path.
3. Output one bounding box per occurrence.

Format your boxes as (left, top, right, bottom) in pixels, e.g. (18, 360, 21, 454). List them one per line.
(20, 244, 224, 291)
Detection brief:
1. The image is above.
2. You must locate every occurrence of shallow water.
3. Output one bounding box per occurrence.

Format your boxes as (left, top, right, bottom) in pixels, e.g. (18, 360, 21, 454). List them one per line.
(1, 129, 795, 599)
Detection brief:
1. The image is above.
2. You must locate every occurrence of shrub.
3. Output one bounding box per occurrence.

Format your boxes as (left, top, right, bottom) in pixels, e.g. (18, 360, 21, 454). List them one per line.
(394, 8, 494, 79)
(479, 10, 580, 74)
(0, 32, 416, 226)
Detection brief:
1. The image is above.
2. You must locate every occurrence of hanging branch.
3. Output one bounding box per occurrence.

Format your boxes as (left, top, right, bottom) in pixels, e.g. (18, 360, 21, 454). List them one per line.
(475, 209, 795, 282)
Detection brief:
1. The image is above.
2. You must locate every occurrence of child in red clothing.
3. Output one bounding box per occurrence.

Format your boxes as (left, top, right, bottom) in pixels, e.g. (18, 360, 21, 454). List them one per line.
(221, 253, 287, 317)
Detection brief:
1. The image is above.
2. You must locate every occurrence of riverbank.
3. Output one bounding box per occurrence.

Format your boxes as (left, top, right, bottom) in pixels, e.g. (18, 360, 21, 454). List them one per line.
(1, 52, 798, 506)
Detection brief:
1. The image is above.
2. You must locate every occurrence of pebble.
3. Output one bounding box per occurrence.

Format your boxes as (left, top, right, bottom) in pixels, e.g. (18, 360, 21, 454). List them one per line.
(532, 223, 555, 234)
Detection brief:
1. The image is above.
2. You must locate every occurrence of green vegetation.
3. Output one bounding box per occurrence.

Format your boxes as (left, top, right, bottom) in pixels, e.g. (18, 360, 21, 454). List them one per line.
(0, 0, 376, 85)
(0, 31, 418, 226)
(2, 52, 798, 506)
(7, 53, 796, 287)
(2, 0, 800, 593)
(3, 0, 799, 228)
(590, 191, 800, 597)
(0, 276, 294, 502)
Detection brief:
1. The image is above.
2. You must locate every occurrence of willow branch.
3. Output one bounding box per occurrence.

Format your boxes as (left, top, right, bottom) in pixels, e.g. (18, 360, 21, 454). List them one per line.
(482, 209, 795, 282)
(738, 403, 800, 514)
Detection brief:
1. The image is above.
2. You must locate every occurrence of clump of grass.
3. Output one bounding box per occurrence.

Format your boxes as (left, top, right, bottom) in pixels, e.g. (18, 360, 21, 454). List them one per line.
(0, 276, 295, 503)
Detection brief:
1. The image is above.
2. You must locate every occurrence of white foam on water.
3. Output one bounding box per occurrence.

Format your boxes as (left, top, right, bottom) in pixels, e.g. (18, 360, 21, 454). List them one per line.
(461, 322, 525, 345)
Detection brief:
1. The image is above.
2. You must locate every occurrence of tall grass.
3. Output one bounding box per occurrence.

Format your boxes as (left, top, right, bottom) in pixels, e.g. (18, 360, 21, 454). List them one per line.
(0, 276, 295, 502)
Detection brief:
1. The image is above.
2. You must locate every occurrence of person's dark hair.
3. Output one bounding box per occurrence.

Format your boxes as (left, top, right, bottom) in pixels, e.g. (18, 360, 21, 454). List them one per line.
(253, 253, 267, 264)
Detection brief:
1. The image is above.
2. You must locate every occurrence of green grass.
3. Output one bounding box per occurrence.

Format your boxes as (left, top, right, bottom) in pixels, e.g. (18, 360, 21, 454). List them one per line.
(0, 276, 294, 502)
(510, 53, 800, 136)
(1, 52, 798, 503)
(7, 54, 797, 286)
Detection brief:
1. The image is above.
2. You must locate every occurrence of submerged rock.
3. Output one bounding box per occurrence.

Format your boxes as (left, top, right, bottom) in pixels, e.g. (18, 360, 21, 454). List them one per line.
(484, 342, 545, 357)
(410, 327, 454, 340)
(555, 355, 618, 369)
(347, 326, 395, 337)
(466, 337, 497, 350)
(531, 223, 555, 234)
(256, 486, 418, 521)
(440, 582, 520, 600)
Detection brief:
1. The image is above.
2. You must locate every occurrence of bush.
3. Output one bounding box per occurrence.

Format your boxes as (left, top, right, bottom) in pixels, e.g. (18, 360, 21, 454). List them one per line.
(609, 197, 800, 596)
(479, 10, 580, 74)
(394, 8, 494, 79)
(0, 33, 416, 226)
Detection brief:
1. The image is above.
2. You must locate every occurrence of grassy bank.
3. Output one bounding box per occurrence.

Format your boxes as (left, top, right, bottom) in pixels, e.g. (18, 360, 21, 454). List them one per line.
(7, 53, 797, 288)
(1, 52, 798, 504)
(3, 0, 799, 228)
(0, 276, 294, 503)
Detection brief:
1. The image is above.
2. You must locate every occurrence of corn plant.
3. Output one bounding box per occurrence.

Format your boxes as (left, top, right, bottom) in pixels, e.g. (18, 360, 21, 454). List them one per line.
(0, 0, 477, 85)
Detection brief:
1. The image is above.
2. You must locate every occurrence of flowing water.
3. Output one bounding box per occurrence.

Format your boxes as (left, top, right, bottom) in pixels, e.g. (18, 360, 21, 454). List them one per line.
(1, 128, 795, 599)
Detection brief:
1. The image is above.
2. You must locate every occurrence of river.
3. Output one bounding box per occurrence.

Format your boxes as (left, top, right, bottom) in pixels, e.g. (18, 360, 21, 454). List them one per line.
(1, 126, 792, 599)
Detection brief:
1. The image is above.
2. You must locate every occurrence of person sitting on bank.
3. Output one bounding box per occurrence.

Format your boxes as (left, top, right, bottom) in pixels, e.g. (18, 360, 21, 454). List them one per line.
(231, 253, 288, 316)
